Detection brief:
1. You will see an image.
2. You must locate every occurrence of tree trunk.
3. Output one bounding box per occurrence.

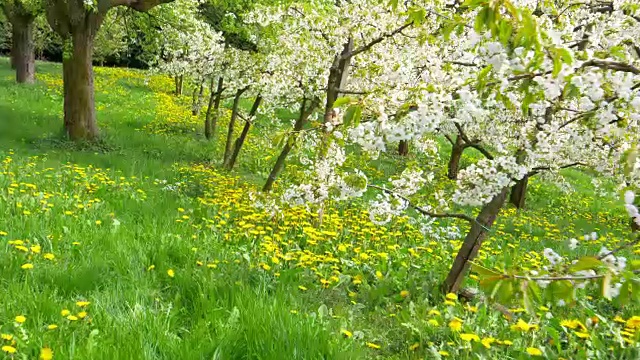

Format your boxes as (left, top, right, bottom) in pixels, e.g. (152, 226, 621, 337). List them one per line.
(447, 136, 465, 180)
(13, 16, 35, 84)
(175, 75, 184, 96)
(191, 82, 204, 116)
(398, 140, 409, 156)
(223, 88, 247, 165)
(226, 95, 262, 170)
(10, 28, 17, 69)
(204, 77, 224, 140)
(509, 175, 529, 209)
(442, 188, 509, 294)
(63, 30, 99, 140)
(263, 97, 319, 192)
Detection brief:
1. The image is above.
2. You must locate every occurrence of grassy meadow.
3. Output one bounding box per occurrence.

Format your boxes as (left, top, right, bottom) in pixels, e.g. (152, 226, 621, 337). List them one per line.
(0, 57, 639, 359)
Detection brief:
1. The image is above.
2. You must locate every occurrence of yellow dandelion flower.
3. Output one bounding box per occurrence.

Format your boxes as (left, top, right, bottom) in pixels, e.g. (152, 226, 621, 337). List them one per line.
(15, 315, 26, 323)
(438, 350, 450, 356)
(366, 342, 381, 349)
(40, 347, 53, 360)
(60, 309, 70, 317)
(613, 315, 626, 324)
(47, 324, 58, 330)
(1, 334, 13, 341)
(445, 293, 458, 301)
(459, 333, 480, 342)
(2, 345, 16, 354)
(21, 263, 34, 270)
(340, 329, 353, 338)
(428, 319, 440, 326)
(448, 318, 463, 332)
(481, 337, 495, 349)
(76, 301, 90, 307)
(67, 315, 78, 321)
(43, 253, 55, 260)
(298, 285, 308, 291)
(400, 290, 410, 298)
(167, 269, 175, 278)
(526, 347, 543, 356)
(77, 312, 87, 319)
(574, 331, 590, 339)
(626, 316, 640, 329)
(511, 318, 538, 332)
(428, 309, 441, 316)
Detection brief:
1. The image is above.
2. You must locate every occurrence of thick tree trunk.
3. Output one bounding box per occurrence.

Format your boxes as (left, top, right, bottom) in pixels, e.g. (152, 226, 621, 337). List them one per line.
(398, 140, 409, 156)
(509, 175, 529, 209)
(191, 82, 204, 116)
(442, 187, 509, 294)
(204, 77, 224, 140)
(63, 31, 99, 140)
(223, 88, 247, 165)
(263, 97, 318, 192)
(226, 95, 262, 170)
(13, 17, 35, 84)
(447, 136, 465, 180)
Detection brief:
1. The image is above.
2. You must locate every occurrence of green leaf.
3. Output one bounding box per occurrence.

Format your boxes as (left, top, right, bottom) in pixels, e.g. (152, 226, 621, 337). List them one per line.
(333, 97, 353, 108)
(498, 20, 512, 46)
(343, 106, 357, 127)
(475, 7, 489, 32)
(569, 257, 602, 272)
(471, 263, 502, 277)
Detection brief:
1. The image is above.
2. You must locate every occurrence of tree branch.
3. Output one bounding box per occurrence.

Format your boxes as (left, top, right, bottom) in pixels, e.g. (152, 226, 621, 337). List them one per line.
(528, 162, 586, 177)
(581, 59, 640, 74)
(344, 22, 413, 60)
(367, 185, 475, 224)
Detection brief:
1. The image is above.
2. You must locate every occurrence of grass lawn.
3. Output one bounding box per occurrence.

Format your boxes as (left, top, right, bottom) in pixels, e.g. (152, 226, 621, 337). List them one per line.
(0, 57, 638, 359)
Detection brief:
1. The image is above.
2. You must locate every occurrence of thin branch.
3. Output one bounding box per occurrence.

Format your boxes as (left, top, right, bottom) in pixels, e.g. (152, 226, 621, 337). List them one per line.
(528, 162, 586, 177)
(597, 235, 640, 260)
(367, 185, 475, 224)
(336, 89, 370, 95)
(581, 59, 640, 74)
(345, 22, 413, 59)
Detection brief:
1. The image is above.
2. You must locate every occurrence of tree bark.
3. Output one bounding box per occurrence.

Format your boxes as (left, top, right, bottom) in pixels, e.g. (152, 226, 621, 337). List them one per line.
(447, 135, 465, 180)
(509, 175, 529, 209)
(174, 75, 184, 96)
(63, 28, 100, 140)
(226, 95, 262, 170)
(442, 187, 509, 294)
(223, 88, 247, 165)
(398, 140, 409, 156)
(263, 97, 319, 192)
(10, 28, 17, 69)
(191, 82, 204, 116)
(204, 77, 224, 140)
(13, 16, 35, 84)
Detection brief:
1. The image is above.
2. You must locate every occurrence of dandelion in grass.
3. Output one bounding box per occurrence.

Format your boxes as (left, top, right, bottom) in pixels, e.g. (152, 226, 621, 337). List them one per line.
(167, 269, 175, 278)
(21, 263, 34, 270)
(340, 329, 352, 338)
(1, 345, 16, 354)
(526, 347, 543, 356)
(61, 309, 70, 317)
(366, 342, 381, 349)
(448, 318, 463, 331)
(47, 324, 58, 330)
(40, 347, 53, 360)
(14, 315, 26, 324)
(76, 301, 90, 307)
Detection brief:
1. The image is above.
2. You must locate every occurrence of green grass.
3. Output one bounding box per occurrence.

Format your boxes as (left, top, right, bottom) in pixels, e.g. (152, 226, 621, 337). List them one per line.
(0, 57, 639, 359)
